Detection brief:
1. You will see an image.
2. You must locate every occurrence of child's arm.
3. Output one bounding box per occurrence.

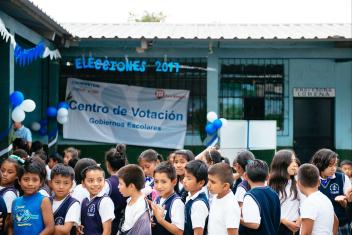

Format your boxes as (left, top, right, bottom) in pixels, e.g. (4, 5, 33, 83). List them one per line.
(227, 228, 238, 235)
(99, 197, 115, 235)
(7, 214, 13, 235)
(54, 222, 74, 235)
(332, 214, 339, 235)
(150, 202, 183, 235)
(102, 220, 112, 235)
(54, 201, 80, 235)
(39, 197, 55, 235)
(240, 195, 260, 229)
(193, 227, 204, 235)
(280, 218, 300, 233)
(300, 218, 314, 235)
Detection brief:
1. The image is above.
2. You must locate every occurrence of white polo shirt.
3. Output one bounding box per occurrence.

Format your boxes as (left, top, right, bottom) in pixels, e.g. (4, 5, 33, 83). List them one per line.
(186, 190, 209, 229)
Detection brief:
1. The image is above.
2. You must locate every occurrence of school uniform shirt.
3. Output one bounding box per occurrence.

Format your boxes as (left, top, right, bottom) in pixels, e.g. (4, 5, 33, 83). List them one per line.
(156, 195, 185, 230)
(320, 173, 351, 194)
(241, 186, 281, 235)
(234, 180, 250, 203)
(0, 185, 19, 212)
(122, 195, 147, 232)
(319, 172, 351, 226)
(46, 165, 51, 181)
(71, 184, 90, 205)
(300, 191, 334, 235)
(208, 191, 240, 235)
(280, 179, 305, 221)
(185, 191, 209, 229)
(52, 195, 80, 225)
(81, 190, 115, 234)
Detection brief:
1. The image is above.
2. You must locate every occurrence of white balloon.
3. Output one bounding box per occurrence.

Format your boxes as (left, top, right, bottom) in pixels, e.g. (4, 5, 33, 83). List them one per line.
(30, 122, 41, 131)
(57, 115, 68, 124)
(11, 107, 26, 122)
(57, 107, 68, 117)
(207, 111, 218, 123)
(20, 99, 36, 112)
(219, 118, 228, 127)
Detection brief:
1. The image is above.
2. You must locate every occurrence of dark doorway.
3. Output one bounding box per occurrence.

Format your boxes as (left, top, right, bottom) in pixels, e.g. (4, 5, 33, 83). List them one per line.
(293, 98, 335, 163)
(244, 97, 265, 120)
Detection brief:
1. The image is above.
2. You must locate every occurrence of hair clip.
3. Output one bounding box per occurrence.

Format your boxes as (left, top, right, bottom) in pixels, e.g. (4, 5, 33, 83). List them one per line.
(9, 155, 25, 164)
(247, 160, 254, 164)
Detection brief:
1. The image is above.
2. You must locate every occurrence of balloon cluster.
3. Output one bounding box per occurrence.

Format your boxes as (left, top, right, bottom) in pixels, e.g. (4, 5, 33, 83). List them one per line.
(10, 91, 36, 122)
(46, 102, 69, 124)
(31, 119, 48, 136)
(205, 111, 227, 135)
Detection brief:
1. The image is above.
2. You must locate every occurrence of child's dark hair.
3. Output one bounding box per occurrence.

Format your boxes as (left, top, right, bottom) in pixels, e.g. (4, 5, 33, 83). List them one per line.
(74, 158, 97, 183)
(154, 161, 176, 181)
(50, 163, 75, 181)
(138, 149, 163, 163)
(48, 153, 64, 164)
(33, 150, 47, 163)
(64, 147, 80, 159)
(12, 138, 29, 153)
(234, 150, 255, 171)
(185, 160, 208, 185)
(245, 159, 269, 182)
(18, 158, 46, 182)
(340, 160, 352, 167)
(174, 149, 195, 162)
(2, 156, 23, 178)
(12, 149, 28, 160)
(117, 164, 145, 190)
(298, 163, 320, 188)
(269, 150, 298, 201)
(30, 141, 43, 155)
(204, 149, 229, 165)
(310, 148, 338, 173)
(81, 165, 105, 181)
(68, 158, 79, 169)
(208, 162, 234, 186)
(105, 144, 128, 171)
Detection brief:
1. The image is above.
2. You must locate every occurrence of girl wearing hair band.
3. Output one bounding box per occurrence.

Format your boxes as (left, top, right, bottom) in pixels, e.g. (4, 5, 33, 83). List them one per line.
(104, 144, 128, 235)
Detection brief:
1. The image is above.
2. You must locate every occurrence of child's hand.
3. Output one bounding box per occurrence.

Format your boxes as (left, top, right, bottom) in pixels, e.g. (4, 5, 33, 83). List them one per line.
(150, 201, 165, 222)
(281, 219, 300, 233)
(346, 188, 352, 202)
(335, 195, 348, 208)
(76, 224, 84, 235)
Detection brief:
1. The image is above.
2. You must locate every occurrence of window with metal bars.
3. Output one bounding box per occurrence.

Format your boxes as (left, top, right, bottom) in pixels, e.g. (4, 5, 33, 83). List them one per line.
(60, 57, 207, 143)
(219, 59, 286, 131)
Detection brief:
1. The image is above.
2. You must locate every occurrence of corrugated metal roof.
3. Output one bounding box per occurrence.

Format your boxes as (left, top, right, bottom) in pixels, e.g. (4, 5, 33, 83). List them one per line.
(63, 23, 352, 40)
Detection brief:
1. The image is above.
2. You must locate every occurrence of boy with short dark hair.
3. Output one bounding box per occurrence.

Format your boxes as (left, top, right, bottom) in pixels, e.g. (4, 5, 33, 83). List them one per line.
(150, 161, 184, 235)
(50, 164, 80, 235)
(340, 160, 352, 182)
(48, 153, 64, 170)
(183, 160, 209, 235)
(240, 159, 281, 235)
(208, 163, 240, 235)
(117, 164, 151, 235)
(297, 163, 338, 235)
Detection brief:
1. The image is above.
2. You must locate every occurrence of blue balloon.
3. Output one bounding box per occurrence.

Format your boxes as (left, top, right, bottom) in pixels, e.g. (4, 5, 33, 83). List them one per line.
(39, 127, 47, 136)
(205, 123, 216, 135)
(57, 101, 69, 110)
(10, 91, 24, 107)
(46, 106, 57, 117)
(213, 119, 223, 129)
(39, 119, 48, 126)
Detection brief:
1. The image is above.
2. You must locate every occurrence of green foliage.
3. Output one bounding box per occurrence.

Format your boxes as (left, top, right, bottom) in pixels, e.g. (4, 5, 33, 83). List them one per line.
(128, 11, 166, 22)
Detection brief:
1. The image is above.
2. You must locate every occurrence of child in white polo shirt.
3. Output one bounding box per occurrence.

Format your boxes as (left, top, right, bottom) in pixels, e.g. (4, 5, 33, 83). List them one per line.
(297, 163, 338, 235)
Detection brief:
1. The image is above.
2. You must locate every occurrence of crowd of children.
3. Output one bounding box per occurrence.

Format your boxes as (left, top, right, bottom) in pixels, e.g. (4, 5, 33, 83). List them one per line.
(0, 139, 352, 235)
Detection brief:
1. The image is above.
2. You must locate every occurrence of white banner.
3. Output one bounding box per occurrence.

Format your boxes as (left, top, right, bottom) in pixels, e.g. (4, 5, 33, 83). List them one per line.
(63, 78, 189, 149)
